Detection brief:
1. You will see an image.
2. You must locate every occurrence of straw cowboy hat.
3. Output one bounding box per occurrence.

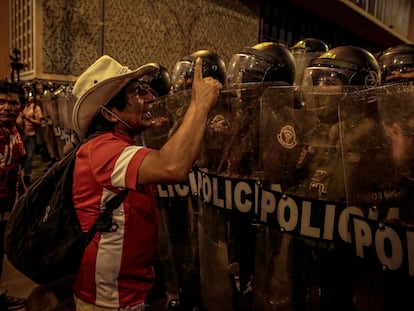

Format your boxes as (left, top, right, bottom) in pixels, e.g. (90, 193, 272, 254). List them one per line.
(72, 55, 159, 138)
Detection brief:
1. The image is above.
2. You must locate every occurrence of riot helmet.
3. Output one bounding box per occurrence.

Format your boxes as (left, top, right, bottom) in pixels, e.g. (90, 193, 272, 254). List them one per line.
(302, 45, 381, 88)
(171, 49, 227, 92)
(291, 38, 329, 85)
(138, 63, 171, 97)
(291, 38, 329, 55)
(227, 41, 296, 86)
(377, 44, 414, 84)
(300, 46, 380, 124)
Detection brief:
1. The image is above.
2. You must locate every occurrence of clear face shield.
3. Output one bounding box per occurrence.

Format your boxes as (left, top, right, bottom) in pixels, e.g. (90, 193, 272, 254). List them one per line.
(227, 53, 274, 87)
(299, 67, 351, 121)
(385, 67, 414, 84)
(171, 58, 225, 92)
(292, 51, 325, 86)
(171, 60, 194, 93)
(301, 67, 353, 89)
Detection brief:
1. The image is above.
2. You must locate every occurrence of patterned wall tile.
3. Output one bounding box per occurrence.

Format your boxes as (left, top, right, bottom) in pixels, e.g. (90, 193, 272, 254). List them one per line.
(41, 0, 259, 77)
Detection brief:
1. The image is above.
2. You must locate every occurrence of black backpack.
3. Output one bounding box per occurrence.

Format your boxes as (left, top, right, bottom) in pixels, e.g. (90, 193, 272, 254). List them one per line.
(4, 145, 128, 285)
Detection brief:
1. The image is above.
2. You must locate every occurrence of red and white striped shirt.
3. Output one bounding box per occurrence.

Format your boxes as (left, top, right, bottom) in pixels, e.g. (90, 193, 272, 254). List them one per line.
(72, 131, 158, 308)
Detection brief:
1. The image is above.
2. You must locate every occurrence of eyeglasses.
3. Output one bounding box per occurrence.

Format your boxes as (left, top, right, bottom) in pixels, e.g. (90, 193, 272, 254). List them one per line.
(127, 83, 157, 99)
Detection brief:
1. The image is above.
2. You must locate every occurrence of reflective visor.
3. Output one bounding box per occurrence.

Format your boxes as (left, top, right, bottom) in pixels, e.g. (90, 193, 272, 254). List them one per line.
(227, 53, 273, 86)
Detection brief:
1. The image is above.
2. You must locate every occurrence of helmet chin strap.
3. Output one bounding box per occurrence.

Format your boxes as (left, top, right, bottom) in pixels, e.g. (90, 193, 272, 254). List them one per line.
(100, 105, 133, 130)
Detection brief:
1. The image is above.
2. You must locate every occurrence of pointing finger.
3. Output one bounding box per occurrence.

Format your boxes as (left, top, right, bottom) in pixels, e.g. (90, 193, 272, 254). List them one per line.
(194, 57, 203, 82)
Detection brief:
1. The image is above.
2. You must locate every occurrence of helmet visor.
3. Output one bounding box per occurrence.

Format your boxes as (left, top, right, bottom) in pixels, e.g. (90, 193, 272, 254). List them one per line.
(227, 53, 273, 86)
(171, 60, 194, 92)
(381, 56, 414, 83)
(293, 52, 325, 85)
(302, 67, 354, 88)
(380, 53, 414, 83)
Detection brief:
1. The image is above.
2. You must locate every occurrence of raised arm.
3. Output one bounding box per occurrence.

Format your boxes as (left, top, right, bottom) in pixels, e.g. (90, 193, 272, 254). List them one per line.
(138, 57, 222, 185)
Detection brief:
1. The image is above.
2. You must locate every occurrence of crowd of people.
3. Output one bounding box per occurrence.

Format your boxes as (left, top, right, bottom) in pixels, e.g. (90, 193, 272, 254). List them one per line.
(0, 39, 414, 311)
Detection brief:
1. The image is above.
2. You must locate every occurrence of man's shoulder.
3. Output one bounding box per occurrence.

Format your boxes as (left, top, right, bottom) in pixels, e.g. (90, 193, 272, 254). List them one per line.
(87, 132, 133, 146)
(79, 132, 134, 157)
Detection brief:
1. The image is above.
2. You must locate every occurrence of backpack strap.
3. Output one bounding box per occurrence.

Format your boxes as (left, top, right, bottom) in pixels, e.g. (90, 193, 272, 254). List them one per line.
(89, 189, 129, 234)
(105, 189, 129, 212)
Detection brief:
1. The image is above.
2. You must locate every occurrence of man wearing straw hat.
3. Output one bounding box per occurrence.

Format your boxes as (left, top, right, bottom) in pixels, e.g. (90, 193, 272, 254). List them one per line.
(70, 55, 222, 311)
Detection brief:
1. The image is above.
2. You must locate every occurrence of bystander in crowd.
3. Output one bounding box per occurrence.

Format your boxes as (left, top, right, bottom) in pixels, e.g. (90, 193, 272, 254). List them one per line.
(0, 80, 28, 310)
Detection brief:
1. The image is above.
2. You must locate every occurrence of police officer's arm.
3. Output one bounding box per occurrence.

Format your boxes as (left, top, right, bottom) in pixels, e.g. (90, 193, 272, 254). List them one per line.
(138, 57, 222, 185)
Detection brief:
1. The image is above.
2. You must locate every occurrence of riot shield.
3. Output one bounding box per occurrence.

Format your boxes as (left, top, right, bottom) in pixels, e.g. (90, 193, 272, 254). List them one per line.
(215, 83, 271, 177)
(41, 89, 60, 161)
(141, 92, 184, 149)
(47, 89, 66, 159)
(334, 87, 396, 215)
(196, 87, 262, 310)
(149, 83, 414, 311)
(375, 83, 414, 225)
(252, 86, 306, 311)
(152, 90, 218, 310)
(346, 83, 414, 310)
(258, 85, 307, 187)
(57, 86, 74, 131)
(198, 84, 299, 311)
(254, 86, 379, 311)
(56, 88, 77, 156)
(284, 87, 356, 203)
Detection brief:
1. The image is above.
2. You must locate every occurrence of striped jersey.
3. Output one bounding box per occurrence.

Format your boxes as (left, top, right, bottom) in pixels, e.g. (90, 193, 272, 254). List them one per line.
(72, 131, 158, 308)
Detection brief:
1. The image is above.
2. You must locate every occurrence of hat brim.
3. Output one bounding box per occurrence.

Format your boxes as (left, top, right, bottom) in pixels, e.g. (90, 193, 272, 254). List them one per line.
(72, 65, 159, 138)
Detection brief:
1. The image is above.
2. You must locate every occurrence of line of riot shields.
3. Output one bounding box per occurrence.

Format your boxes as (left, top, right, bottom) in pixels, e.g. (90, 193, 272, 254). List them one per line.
(147, 83, 414, 311)
(35, 85, 77, 161)
(42, 82, 414, 310)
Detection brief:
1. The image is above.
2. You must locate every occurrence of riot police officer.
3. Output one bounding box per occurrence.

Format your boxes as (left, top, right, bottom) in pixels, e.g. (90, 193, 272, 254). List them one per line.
(377, 44, 414, 190)
(226, 41, 296, 177)
(225, 42, 297, 310)
(376, 43, 414, 311)
(290, 45, 383, 311)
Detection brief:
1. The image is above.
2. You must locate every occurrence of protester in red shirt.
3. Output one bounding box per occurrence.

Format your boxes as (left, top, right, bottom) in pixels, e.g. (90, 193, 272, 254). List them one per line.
(71, 55, 222, 310)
